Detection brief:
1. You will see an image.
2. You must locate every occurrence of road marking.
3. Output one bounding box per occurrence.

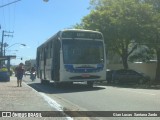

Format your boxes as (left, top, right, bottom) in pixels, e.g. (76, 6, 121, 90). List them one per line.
(40, 93, 73, 120)
(119, 88, 156, 96)
(24, 83, 73, 120)
(40, 93, 63, 111)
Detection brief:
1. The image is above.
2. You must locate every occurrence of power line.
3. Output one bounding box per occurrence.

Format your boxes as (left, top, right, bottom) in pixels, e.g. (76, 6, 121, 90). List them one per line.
(1, 0, 19, 41)
(0, 0, 49, 8)
(1, 30, 14, 56)
(0, 0, 21, 8)
(12, 1, 16, 31)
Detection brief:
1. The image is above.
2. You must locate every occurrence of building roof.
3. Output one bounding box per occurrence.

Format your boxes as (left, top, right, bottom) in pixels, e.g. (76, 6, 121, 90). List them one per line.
(0, 55, 16, 61)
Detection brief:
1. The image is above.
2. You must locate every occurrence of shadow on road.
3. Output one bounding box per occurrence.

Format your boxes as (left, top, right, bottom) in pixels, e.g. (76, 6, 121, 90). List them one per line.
(27, 82, 106, 94)
(97, 81, 160, 90)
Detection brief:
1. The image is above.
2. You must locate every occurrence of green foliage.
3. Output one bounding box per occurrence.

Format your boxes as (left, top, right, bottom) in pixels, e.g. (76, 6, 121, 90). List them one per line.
(143, 0, 160, 81)
(129, 47, 155, 62)
(73, 0, 160, 76)
(74, 0, 155, 69)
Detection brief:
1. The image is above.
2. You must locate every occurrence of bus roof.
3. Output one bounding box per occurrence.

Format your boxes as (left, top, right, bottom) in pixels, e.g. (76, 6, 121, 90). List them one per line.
(37, 29, 103, 49)
(60, 29, 102, 33)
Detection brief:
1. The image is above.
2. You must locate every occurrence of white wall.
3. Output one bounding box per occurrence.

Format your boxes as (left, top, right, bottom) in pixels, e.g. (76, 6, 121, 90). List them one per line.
(107, 63, 157, 80)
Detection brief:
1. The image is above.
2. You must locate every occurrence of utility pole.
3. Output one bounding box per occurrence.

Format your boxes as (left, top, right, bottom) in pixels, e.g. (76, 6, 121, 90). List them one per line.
(1, 30, 13, 56)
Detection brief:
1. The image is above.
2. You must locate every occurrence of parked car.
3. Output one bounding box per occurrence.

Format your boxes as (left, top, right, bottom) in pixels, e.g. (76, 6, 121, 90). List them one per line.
(112, 69, 150, 84)
(106, 69, 115, 83)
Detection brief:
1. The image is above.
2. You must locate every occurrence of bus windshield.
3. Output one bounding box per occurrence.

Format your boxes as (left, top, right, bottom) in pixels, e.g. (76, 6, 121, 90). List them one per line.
(62, 39, 104, 64)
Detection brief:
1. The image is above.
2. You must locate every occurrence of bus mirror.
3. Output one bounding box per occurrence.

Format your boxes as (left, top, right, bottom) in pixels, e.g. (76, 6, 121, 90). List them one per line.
(101, 58, 104, 63)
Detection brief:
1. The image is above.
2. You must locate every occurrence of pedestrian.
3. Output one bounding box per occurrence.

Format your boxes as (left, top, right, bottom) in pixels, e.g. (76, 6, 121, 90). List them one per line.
(15, 63, 24, 87)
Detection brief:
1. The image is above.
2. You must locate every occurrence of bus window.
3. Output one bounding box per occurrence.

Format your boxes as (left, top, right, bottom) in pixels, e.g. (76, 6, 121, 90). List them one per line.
(62, 39, 104, 64)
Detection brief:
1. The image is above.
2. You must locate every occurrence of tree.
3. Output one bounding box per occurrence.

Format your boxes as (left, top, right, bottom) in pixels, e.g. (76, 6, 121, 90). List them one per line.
(141, 0, 160, 82)
(74, 0, 153, 69)
(128, 46, 154, 62)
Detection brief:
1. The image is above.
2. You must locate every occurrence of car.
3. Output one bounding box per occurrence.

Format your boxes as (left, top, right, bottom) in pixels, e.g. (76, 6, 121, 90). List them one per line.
(106, 69, 115, 83)
(112, 69, 150, 84)
(25, 71, 31, 75)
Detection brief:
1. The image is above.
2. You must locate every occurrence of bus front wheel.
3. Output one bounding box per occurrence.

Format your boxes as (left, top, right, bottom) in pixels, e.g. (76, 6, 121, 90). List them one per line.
(87, 81, 94, 87)
(41, 79, 49, 84)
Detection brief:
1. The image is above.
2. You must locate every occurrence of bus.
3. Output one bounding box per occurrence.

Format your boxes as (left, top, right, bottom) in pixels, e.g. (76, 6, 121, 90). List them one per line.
(36, 29, 106, 87)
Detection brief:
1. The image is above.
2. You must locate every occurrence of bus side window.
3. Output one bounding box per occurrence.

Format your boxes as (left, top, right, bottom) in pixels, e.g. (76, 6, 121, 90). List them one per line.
(41, 48, 44, 60)
(44, 47, 47, 65)
(57, 39, 61, 50)
(52, 39, 61, 81)
(55, 40, 61, 62)
(37, 51, 40, 66)
(50, 42, 52, 58)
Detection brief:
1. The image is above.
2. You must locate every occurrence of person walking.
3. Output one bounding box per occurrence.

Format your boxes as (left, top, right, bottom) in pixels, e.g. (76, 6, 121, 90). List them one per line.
(15, 63, 24, 87)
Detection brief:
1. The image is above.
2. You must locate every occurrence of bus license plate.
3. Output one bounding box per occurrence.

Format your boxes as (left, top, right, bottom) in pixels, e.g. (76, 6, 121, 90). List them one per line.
(81, 74, 90, 78)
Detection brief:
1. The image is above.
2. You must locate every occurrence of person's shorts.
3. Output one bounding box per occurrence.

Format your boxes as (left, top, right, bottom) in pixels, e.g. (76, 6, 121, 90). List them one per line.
(17, 74, 23, 80)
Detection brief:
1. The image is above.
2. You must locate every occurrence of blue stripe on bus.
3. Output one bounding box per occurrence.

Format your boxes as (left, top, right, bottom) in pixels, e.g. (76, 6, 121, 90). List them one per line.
(64, 64, 104, 73)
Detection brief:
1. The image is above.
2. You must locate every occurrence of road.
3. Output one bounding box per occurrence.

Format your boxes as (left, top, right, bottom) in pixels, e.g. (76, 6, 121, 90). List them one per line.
(23, 76, 160, 120)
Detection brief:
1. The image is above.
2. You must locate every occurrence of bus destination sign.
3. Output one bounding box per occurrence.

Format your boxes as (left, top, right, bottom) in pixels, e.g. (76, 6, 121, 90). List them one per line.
(62, 31, 103, 39)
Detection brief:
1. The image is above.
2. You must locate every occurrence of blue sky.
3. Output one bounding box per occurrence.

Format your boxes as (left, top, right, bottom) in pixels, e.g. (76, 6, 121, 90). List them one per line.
(0, 0, 90, 65)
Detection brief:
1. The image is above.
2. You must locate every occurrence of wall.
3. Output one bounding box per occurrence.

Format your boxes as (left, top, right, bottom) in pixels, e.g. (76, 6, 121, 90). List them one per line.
(107, 63, 157, 80)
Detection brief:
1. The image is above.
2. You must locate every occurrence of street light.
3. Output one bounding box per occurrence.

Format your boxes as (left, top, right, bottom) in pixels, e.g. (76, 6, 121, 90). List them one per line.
(6, 43, 26, 49)
(4, 43, 26, 56)
(43, 0, 49, 2)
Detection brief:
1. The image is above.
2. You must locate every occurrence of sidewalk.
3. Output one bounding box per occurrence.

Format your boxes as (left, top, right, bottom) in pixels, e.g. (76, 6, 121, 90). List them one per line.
(0, 77, 75, 120)
(0, 76, 55, 111)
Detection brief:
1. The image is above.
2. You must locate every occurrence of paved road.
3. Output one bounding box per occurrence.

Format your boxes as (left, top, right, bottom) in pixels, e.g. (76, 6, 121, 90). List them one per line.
(23, 76, 160, 120)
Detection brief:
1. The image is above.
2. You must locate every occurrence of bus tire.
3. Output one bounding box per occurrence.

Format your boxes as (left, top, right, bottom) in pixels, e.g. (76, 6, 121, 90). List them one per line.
(54, 82, 61, 87)
(41, 79, 45, 84)
(41, 79, 49, 84)
(65, 82, 73, 86)
(87, 81, 94, 88)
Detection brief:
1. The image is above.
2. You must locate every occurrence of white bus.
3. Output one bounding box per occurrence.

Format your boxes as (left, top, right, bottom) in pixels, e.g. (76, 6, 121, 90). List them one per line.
(36, 29, 106, 87)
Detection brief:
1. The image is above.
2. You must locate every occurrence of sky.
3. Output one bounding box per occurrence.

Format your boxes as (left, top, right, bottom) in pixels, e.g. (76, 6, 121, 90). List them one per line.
(0, 0, 90, 65)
